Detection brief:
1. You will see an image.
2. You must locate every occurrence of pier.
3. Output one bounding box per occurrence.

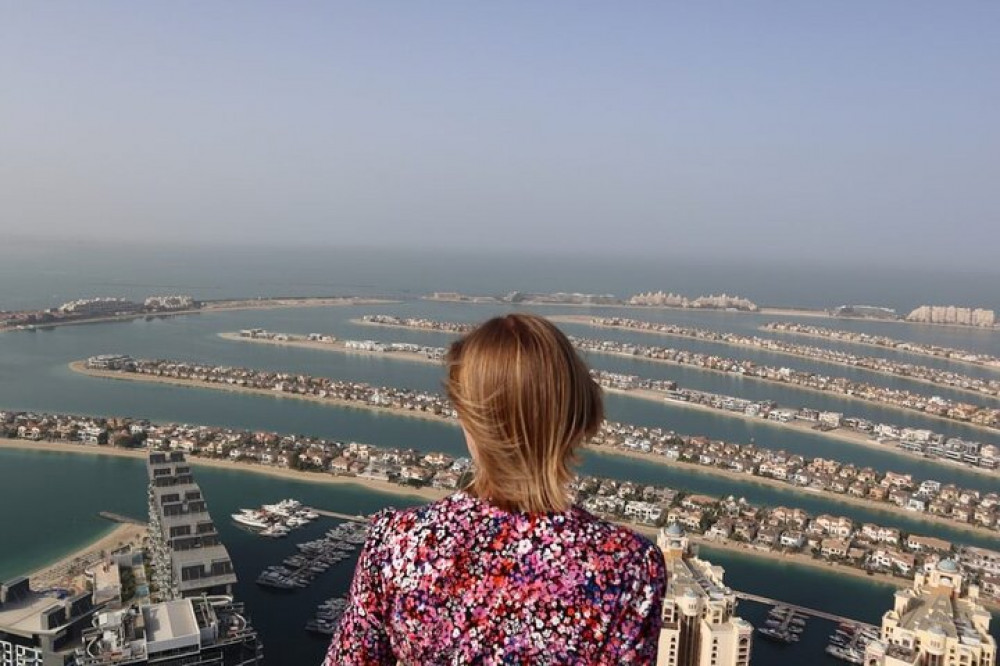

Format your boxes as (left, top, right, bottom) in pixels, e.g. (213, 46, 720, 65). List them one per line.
(98, 511, 148, 526)
(312, 509, 371, 524)
(736, 592, 877, 629)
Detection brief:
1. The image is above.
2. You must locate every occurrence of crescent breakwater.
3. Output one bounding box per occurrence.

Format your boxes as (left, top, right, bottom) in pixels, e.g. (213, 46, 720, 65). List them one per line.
(350, 315, 1000, 477)
(68, 357, 1000, 541)
(0, 296, 400, 333)
(2, 416, 998, 611)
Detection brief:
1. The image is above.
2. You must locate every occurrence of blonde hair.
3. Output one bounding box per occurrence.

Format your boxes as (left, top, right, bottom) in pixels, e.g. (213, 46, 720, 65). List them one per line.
(445, 313, 604, 513)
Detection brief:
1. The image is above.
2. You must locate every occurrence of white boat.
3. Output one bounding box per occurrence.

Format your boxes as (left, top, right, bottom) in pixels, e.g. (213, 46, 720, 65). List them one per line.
(261, 525, 290, 538)
(262, 503, 292, 517)
(232, 510, 269, 530)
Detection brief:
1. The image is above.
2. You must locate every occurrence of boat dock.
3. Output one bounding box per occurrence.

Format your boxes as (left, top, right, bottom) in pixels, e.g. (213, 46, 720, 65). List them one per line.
(312, 509, 371, 524)
(757, 604, 807, 643)
(826, 621, 881, 664)
(98, 511, 148, 526)
(736, 592, 876, 630)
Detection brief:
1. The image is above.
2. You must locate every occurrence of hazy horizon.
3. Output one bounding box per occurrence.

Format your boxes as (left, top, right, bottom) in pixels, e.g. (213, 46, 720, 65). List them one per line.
(2, 2, 998, 267)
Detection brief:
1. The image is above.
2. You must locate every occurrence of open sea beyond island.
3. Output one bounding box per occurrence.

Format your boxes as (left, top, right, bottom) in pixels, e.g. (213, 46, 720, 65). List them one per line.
(2, 248, 1000, 665)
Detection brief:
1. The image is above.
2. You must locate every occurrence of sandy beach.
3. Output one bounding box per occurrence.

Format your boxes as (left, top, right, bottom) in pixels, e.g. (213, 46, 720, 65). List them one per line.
(3, 438, 998, 610)
(229, 322, 998, 481)
(586, 444, 1000, 540)
(570, 332, 1000, 440)
(26, 521, 147, 592)
(218, 332, 443, 365)
(605, 385, 1000, 481)
(550, 314, 1000, 406)
(69, 361, 454, 426)
(68, 360, 1000, 526)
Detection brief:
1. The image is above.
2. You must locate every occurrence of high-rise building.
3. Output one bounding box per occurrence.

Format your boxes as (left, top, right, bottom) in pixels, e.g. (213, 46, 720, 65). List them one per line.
(75, 596, 262, 666)
(656, 524, 753, 666)
(1, 452, 261, 666)
(864, 558, 996, 666)
(147, 452, 237, 599)
(0, 577, 101, 666)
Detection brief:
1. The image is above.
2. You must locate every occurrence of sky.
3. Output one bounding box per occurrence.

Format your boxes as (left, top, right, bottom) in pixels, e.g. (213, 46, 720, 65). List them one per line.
(1, 2, 998, 266)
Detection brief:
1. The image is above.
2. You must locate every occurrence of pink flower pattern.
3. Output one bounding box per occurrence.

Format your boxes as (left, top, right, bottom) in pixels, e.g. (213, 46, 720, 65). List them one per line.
(324, 491, 665, 665)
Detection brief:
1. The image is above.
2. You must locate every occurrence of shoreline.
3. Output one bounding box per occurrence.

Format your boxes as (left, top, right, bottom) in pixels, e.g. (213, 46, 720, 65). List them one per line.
(551, 314, 1000, 407)
(573, 333, 1000, 440)
(355, 315, 1000, 438)
(0, 297, 399, 335)
(349, 317, 465, 335)
(38, 369, 1000, 536)
(25, 521, 148, 591)
(217, 332, 442, 365)
(604, 385, 1000, 481)
(420, 296, 830, 318)
(758, 325, 1000, 376)
(4, 438, 996, 610)
(68, 362, 454, 426)
(70, 361, 1000, 538)
(255, 320, 999, 481)
(420, 296, 1000, 333)
(585, 445, 1000, 540)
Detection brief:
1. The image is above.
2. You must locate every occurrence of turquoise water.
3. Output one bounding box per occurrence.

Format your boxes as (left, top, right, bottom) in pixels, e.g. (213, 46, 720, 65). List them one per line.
(3, 447, 996, 666)
(3, 251, 1000, 665)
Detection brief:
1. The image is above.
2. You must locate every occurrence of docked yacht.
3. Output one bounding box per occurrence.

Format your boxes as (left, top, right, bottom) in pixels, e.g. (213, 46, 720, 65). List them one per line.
(232, 509, 270, 530)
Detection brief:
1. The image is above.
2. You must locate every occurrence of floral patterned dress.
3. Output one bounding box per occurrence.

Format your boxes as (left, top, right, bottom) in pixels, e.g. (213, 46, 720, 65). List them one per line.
(324, 491, 665, 665)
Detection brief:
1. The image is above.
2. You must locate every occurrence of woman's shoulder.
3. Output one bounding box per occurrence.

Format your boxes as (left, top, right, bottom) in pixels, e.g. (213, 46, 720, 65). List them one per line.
(364, 493, 470, 541)
(570, 506, 665, 568)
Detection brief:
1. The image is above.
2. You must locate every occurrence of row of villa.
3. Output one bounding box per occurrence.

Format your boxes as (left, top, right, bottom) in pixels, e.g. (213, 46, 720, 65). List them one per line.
(76, 357, 1000, 533)
(593, 369, 1000, 472)
(762, 321, 1000, 369)
(228, 326, 1000, 473)
(236, 328, 445, 360)
(358, 314, 1000, 450)
(594, 419, 1000, 532)
(88, 356, 457, 419)
(588, 317, 1000, 399)
(574, 324, 1000, 430)
(4, 408, 1000, 610)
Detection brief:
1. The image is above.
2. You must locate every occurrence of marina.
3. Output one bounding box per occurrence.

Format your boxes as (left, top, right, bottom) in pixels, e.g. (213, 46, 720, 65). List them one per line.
(231, 498, 320, 538)
(4, 290, 1000, 665)
(305, 596, 350, 635)
(756, 605, 808, 644)
(825, 622, 881, 664)
(256, 521, 369, 591)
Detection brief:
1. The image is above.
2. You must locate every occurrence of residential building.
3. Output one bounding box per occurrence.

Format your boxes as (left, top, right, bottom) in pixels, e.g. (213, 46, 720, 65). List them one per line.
(146, 452, 236, 599)
(865, 559, 996, 665)
(0, 577, 101, 666)
(656, 525, 753, 666)
(74, 596, 261, 666)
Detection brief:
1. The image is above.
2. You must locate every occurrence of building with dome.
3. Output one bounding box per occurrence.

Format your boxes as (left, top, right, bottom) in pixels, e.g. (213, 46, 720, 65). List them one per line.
(656, 524, 753, 666)
(864, 558, 996, 665)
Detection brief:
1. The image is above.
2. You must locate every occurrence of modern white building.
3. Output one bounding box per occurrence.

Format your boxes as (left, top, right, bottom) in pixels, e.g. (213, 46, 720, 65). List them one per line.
(864, 558, 996, 666)
(656, 524, 753, 666)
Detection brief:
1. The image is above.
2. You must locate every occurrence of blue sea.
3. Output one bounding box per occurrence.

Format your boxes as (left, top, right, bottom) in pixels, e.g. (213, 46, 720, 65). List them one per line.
(1, 242, 998, 665)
